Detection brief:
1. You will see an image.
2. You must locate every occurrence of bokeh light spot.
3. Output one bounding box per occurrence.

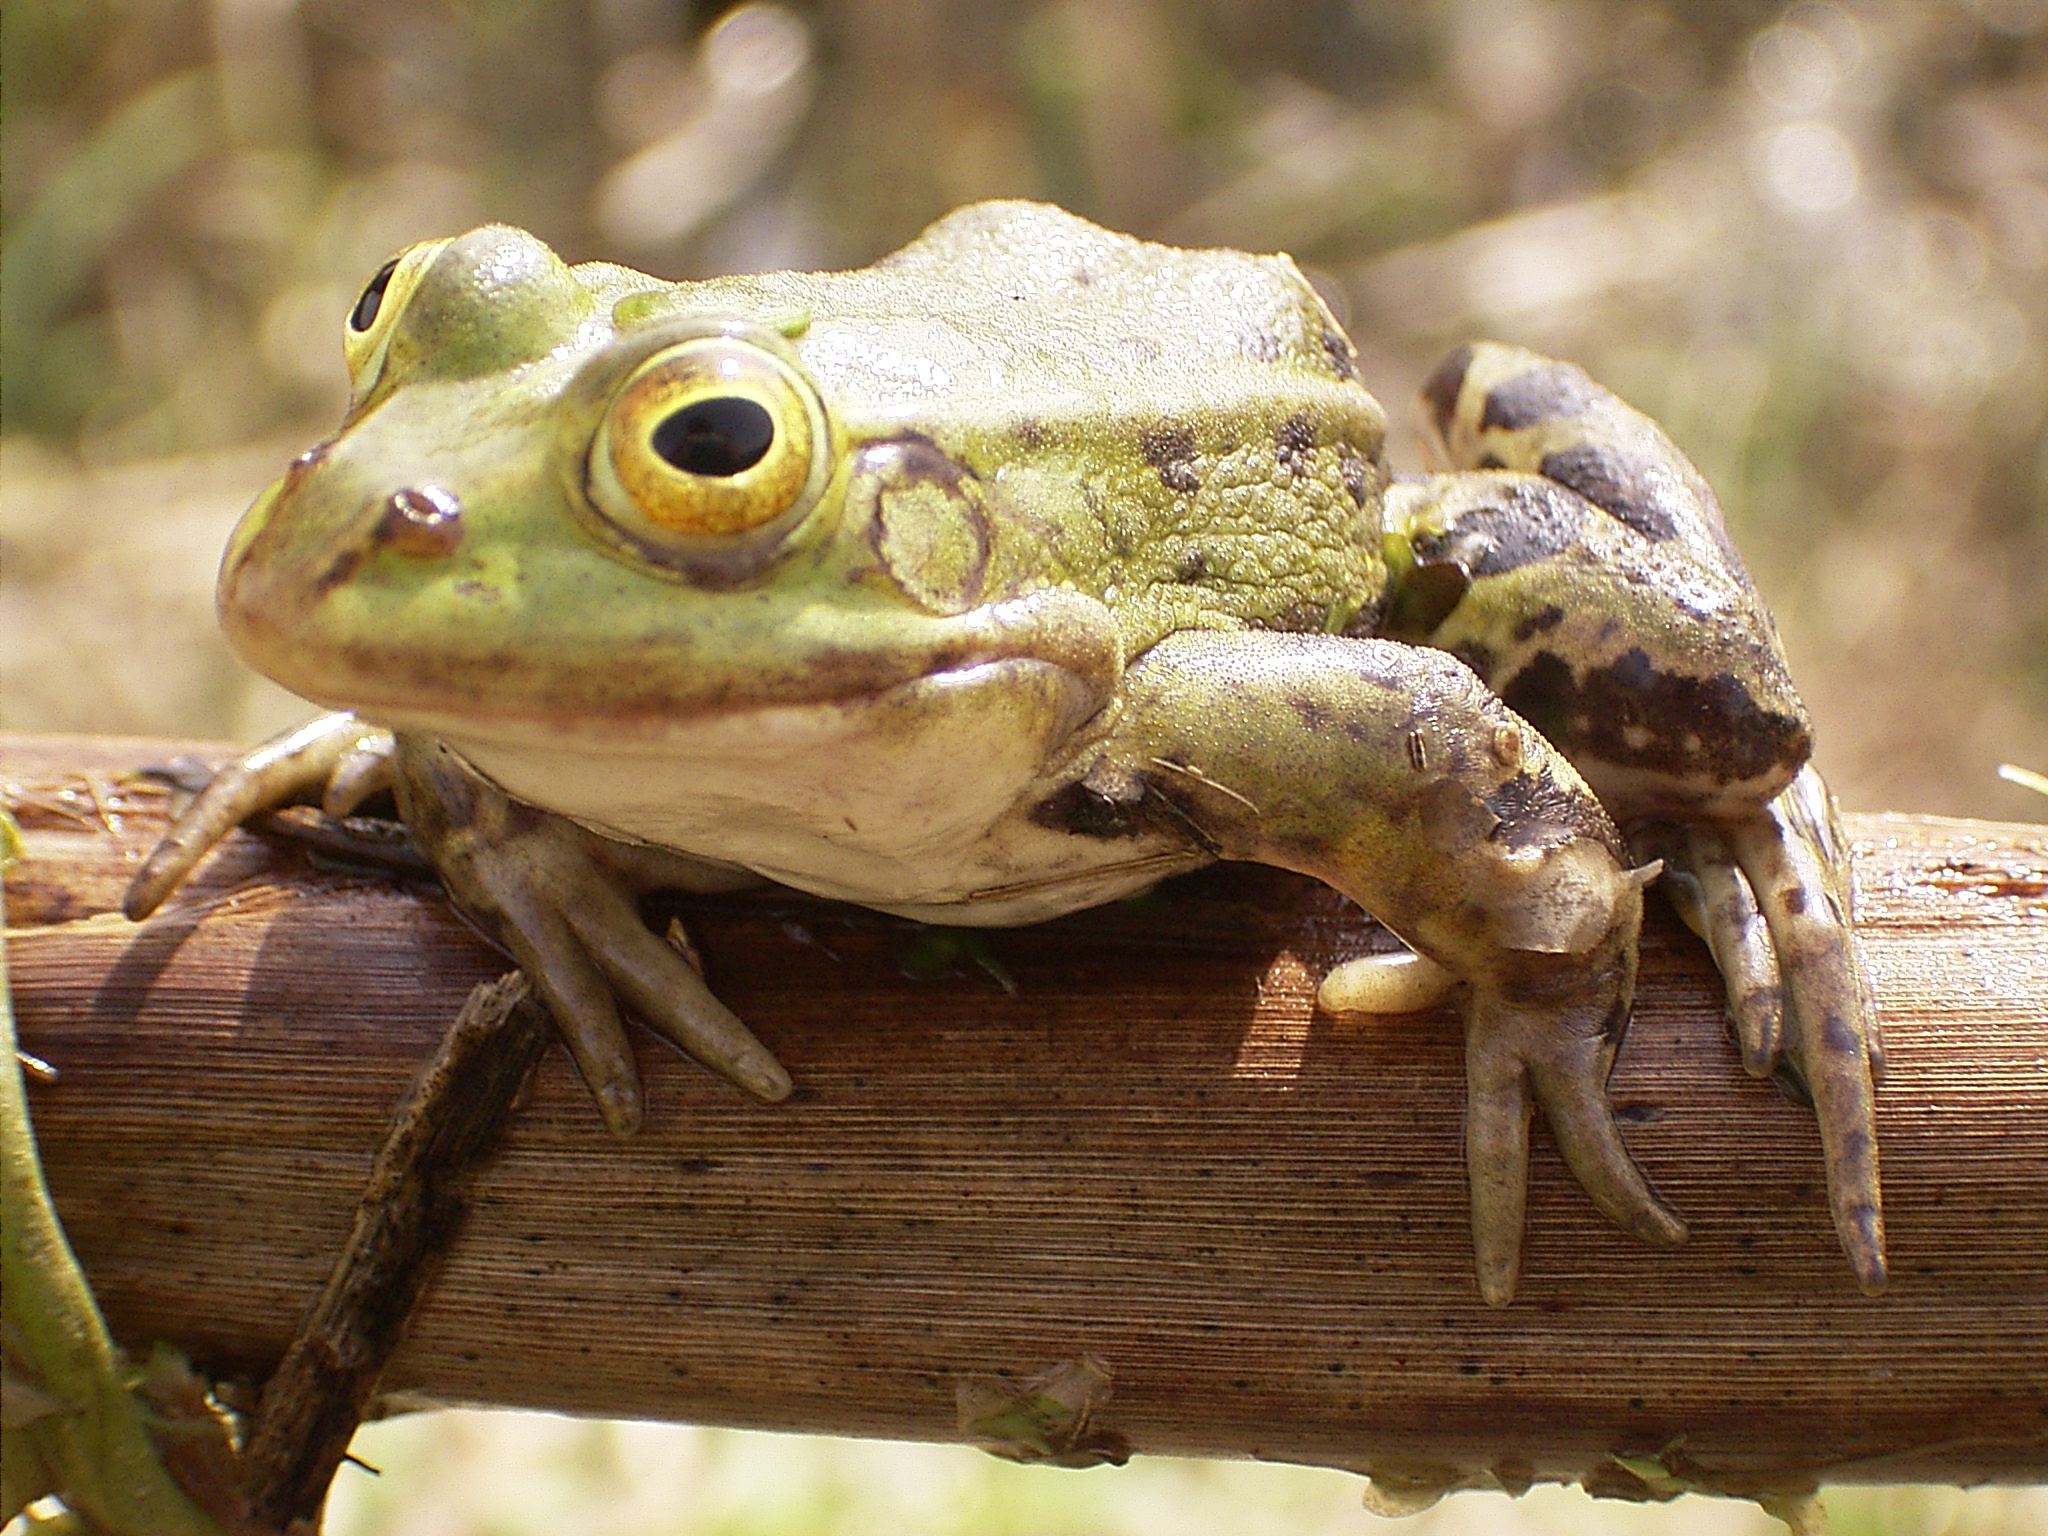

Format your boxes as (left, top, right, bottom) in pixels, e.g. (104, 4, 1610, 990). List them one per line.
(1755, 121, 1859, 213)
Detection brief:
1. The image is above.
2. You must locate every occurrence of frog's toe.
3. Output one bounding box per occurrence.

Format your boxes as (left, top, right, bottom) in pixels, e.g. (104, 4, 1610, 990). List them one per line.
(1465, 988, 1685, 1306)
(1463, 1032, 1532, 1308)
(565, 895, 793, 1105)
(321, 730, 398, 817)
(503, 909, 644, 1136)
(1528, 1044, 1687, 1249)
(1725, 767, 1886, 1294)
(124, 712, 384, 919)
(1316, 949, 1455, 1015)
(1643, 822, 1785, 1077)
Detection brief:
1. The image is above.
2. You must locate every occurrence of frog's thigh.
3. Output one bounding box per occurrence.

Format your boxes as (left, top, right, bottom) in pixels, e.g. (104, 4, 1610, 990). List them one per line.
(1394, 341, 1812, 823)
(1107, 629, 1681, 1303)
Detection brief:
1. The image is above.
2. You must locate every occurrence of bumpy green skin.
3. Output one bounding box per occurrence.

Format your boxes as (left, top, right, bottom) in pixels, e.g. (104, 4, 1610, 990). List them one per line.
(128, 202, 1883, 1305)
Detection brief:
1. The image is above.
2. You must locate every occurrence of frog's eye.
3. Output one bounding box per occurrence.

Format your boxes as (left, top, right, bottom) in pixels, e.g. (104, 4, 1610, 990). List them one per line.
(341, 238, 450, 402)
(585, 336, 830, 566)
(350, 257, 401, 332)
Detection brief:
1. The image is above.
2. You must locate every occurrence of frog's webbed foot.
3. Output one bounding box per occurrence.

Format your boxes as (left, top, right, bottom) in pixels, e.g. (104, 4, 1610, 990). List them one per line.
(1321, 943, 1687, 1304)
(124, 713, 394, 919)
(1465, 974, 1687, 1305)
(1637, 766, 1886, 1294)
(391, 738, 789, 1135)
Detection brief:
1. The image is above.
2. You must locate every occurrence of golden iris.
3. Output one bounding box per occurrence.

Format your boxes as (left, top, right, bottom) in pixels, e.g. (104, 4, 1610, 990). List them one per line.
(588, 338, 821, 541)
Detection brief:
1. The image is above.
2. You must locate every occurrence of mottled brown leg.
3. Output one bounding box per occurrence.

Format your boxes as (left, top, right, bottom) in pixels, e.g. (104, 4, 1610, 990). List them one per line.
(1725, 768, 1885, 1294)
(1391, 341, 1886, 1295)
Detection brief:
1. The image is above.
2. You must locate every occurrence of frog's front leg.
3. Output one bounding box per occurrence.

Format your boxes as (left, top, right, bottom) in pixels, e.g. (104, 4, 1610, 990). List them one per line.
(124, 713, 395, 918)
(387, 738, 789, 1133)
(1385, 341, 1884, 1293)
(1100, 629, 1684, 1305)
(126, 716, 781, 1134)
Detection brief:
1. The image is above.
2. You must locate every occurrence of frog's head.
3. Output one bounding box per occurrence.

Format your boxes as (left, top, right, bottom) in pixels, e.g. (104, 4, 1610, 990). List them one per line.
(217, 220, 1125, 756)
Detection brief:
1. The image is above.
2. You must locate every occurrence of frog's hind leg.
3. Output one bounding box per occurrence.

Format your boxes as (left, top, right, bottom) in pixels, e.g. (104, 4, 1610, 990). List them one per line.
(1386, 341, 1884, 1293)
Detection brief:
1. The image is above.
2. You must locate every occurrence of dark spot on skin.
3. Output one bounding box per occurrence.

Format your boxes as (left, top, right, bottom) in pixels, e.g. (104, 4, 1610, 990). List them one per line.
(1031, 764, 1150, 840)
(1447, 641, 1497, 680)
(1480, 363, 1604, 432)
(1821, 1012, 1860, 1056)
(1782, 887, 1808, 914)
(1513, 604, 1565, 641)
(1483, 766, 1615, 855)
(1015, 418, 1048, 449)
(1276, 413, 1317, 478)
(1338, 444, 1371, 507)
(310, 544, 364, 598)
(1175, 547, 1209, 583)
(1420, 344, 1473, 431)
(1381, 560, 1471, 641)
(1499, 649, 1811, 786)
(1476, 452, 1505, 470)
(453, 579, 497, 601)
(1072, 266, 1094, 286)
(1538, 444, 1680, 542)
(1291, 693, 1330, 731)
(1140, 424, 1201, 494)
(1321, 328, 1358, 380)
(1406, 477, 1592, 579)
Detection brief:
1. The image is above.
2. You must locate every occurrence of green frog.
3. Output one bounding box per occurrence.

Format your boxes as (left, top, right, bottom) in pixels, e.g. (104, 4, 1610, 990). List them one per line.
(126, 202, 1883, 1305)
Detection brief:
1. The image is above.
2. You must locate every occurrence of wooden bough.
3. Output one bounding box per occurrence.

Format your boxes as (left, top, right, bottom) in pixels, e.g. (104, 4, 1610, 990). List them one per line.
(5, 732, 2046, 1515)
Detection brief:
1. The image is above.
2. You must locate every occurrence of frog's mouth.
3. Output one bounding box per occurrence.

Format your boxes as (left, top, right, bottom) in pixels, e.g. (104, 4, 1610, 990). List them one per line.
(222, 510, 1125, 750)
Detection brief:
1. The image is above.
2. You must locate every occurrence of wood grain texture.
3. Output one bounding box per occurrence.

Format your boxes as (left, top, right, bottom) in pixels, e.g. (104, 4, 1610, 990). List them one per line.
(5, 732, 2046, 1498)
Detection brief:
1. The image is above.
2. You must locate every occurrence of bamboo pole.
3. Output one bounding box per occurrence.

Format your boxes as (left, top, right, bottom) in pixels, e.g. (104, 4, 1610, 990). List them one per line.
(4, 732, 2045, 1503)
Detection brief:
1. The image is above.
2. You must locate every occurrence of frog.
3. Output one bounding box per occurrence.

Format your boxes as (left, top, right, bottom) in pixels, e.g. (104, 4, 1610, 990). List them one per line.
(125, 201, 1884, 1306)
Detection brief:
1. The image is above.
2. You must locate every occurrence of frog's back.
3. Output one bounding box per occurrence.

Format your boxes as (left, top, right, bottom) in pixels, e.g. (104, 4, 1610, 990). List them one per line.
(592, 203, 1392, 645)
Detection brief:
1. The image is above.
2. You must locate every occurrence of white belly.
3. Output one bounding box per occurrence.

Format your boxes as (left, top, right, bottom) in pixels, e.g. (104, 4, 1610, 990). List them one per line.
(443, 659, 1207, 924)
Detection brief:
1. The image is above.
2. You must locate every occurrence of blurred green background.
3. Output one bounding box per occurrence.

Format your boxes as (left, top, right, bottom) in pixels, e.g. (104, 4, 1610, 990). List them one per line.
(3, 0, 2044, 1532)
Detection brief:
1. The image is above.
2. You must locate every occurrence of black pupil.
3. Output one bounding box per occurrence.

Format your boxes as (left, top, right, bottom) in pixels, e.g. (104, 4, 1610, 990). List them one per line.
(650, 397, 775, 477)
(350, 259, 400, 332)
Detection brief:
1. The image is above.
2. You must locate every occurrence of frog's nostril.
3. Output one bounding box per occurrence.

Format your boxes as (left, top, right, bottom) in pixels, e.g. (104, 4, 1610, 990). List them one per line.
(281, 440, 332, 493)
(376, 484, 465, 558)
